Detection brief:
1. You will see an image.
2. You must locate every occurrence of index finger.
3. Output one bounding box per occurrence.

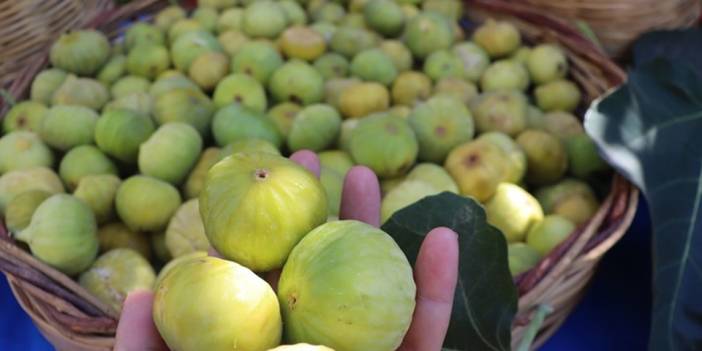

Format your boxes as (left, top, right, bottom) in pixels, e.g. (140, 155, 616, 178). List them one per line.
(115, 290, 169, 351)
(339, 166, 381, 227)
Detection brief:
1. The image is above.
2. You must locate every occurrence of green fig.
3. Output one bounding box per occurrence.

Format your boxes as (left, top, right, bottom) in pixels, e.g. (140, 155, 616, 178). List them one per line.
(288, 104, 342, 152)
(222, 138, 281, 157)
(535, 178, 600, 226)
(280, 26, 327, 62)
(213, 73, 268, 112)
(212, 104, 283, 148)
(104, 93, 154, 118)
(126, 44, 171, 79)
(111, 75, 151, 99)
(79, 248, 155, 313)
(391, 71, 433, 106)
(139, 123, 203, 185)
(30, 69, 67, 105)
(40, 105, 98, 151)
(171, 31, 223, 72)
(151, 231, 172, 263)
(484, 183, 544, 242)
(269, 61, 325, 105)
(443, 139, 511, 202)
(59, 145, 117, 191)
(5, 190, 51, 233)
(0, 132, 54, 174)
(95, 109, 155, 164)
(242, 0, 289, 38)
(199, 0, 236, 10)
(74, 174, 122, 225)
(218, 30, 250, 57)
(200, 152, 327, 271)
(403, 12, 453, 60)
(125, 23, 165, 50)
(516, 129, 568, 185)
(187, 52, 229, 91)
(510, 46, 532, 66)
(183, 147, 222, 199)
(379, 40, 413, 72)
(472, 19, 521, 58)
(480, 59, 530, 92)
(169, 19, 206, 44)
(477, 131, 526, 183)
(153, 89, 215, 137)
(154, 251, 207, 288)
(97, 223, 150, 260)
(433, 77, 478, 105)
(150, 74, 200, 98)
(540, 111, 584, 140)
(231, 41, 284, 84)
(508, 242, 541, 276)
(313, 53, 349, 79)
(324, 77, 361, 110)
(338, 118, 359, 152)
(269, 344, 333, 351)
(423, 50, 464, 81)
(471, 91, 528, 136)
(350, 49, 398, 86)
(52, 76, 109, 111)
(279, 0, 308, 25)
(97, 55, 127, 86)
(268, 102, 302, 137)
(381, 180, 439, 223)
(526, 215, 575, 256)
(0, 167, 64, 215)
(349, 113, 418, 178)
(165, 199, 209, 257)
(364, 0, 405, 37)
(310, 22, 338, 43)
(534, 79, 581, 112)
(15, 194, 98, 275)
(330, 27, 377, 58)
(406, 163, 458, 193)
(339, 82, 390, 118)
(3, 101, 48, 134)
(49, 30, 110, 76)
(527, 44, 568, 84)
(319, 150, 354, 175)
(408, 95, 475, 163)
(565, 134, 610, 179)
(216, 8, 244, 33)
(116, 175, 182, 232)
(192, 6, 219, 32)
(154, 6, 187, 31)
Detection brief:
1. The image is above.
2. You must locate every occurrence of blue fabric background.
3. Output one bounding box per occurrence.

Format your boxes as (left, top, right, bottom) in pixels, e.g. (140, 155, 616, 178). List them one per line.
(0, 200, 652, 350)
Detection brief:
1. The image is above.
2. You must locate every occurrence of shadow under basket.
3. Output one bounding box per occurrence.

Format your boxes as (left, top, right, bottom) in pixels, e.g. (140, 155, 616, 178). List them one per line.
(0, 0, 639, 350)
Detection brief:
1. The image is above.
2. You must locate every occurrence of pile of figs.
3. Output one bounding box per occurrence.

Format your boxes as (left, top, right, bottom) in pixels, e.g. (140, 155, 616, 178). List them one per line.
(0, 0, 610, 350)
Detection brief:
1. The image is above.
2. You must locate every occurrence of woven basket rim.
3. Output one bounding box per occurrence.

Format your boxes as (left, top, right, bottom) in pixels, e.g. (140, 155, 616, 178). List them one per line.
(0, 0, 640, 350)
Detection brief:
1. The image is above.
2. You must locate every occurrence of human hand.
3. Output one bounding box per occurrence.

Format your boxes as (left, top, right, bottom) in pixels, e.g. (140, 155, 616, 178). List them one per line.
(115, 150, 459, 351)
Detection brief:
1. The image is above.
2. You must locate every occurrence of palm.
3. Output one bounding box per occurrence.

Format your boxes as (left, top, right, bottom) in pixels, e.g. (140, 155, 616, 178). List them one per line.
(115, 151, 458, 351)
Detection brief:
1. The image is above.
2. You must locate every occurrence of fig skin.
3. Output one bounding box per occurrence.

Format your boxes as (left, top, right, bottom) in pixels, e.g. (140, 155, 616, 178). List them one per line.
(216, 8, 245, 33)
(350, 49, 398, 86)
(218, 30, 250, 57)
(280, 26, 327, 62)
(199, 152, 327, 271)
(115, 175, 182, 233)
(268, 102, 303, 138)
(330, 27, 377, 59)
(0, 131, 54, 174)
(390, 71, 433, 106)
(0, 167, 64, 215)
(40, 105, 98, 152)
(97, 222, 151, 260)
(165, 199, 209, 257)
(3, 101, 48, 134)
(381, 179, 439, 223)
(58, 146, 118, 191)
(480, 59, 530, 92)
(269, 61, 325, 106)
(288, 104, 342, 152)
(183, 147, 222, 199)
(319, 150, 355, 175)
(154, 250, 207, 289)
(49, 30, 110, 76)
(95, 109, 155, 164)
(199, 0, 237, 11)
(535, 178, 600, 226)
(111, 75, 151, 99)
(171, 31, 223, 72)
(74, 174, 122, 225)
(406, 163, 458, 193)
(443, 139, 512, 202)
(15, 194, 98, 276)
(471, 91, 528, 137)
(433, 77, 478, 105)
(153, 89, 215, 137)
(565, 134, 610, 179)
(242, 0, 289, 39)
(79, 248, 156, 312)
(30, 69, 67, 105)
(476, 132, 527, 184)
(97, 55, 127, 86)
(540, 111, 584, 140)
(484, 183, 544, 242)
(423, 50, 464, 81)
(508, 242, 541, 276)
(154, 5, 186, 31)
(472, 19, 521, 58)
(222, 139, 281, 157)
(126, 44, 171, 80)
(151, 231, 172, 264)
(527, 44, 569, 85)
(5, 190, 52, 233)
(534, 79, 582, 113)
(213, 73, 268, 112)
(349, 113, 418, 179)
(231, 41, 284, 84)
(139, 123, 204, 185)
(211, 104, 283, 148)
(278, 220, 416, 351)
(403, 12, 453, 60)
(153, 256, 282, 351)
(453, 41, 490, 83)
(125, 22, 165, 50)
(192, 6, 218, 32)
(339, 82, 390, 118)
(150, 74, 200, 98)
(168, 19, 206, 45)
(526, 215, 576, 256)
(516, 129, 568, 185)
(189, 52, 229, 91)
(313, 53, 350, 80)
(279, 0, 308, 26)
(364, 0, 405, 37)
(51, 76, 109, 111)
(269, 344, 334, 351)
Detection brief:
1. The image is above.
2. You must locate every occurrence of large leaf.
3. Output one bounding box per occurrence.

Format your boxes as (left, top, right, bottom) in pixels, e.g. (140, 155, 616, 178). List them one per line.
(382, 192, 517, 351)
(633, 28, 702, 77)
(585, 58, 702, 350)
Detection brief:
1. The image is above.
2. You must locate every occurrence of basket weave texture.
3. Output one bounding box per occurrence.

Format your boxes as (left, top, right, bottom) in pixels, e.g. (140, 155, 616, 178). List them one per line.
(0, 0, 639, 350)
(511, 0, 700, 58)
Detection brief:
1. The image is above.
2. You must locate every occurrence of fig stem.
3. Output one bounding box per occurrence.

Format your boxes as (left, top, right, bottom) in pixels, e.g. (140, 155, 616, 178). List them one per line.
(516, 304, 553, 351)
(0, 89, 16, 108)
(13, 228, 31, 243)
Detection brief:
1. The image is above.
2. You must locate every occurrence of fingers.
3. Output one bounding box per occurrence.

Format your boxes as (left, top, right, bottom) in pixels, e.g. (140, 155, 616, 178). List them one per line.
(115, 290, 169, 351)
(398, 227, 459, 351)
(290, 150, 321, 178)
(339, 166, 381, 227)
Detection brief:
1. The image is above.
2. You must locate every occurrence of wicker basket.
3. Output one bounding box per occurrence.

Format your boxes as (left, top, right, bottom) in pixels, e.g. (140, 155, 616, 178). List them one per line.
(0, 0, 639, 350)
(511, 0, 700, 58)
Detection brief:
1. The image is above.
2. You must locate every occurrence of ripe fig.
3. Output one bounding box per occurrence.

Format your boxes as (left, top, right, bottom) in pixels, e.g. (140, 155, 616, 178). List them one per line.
(171, 31, 222, 72)
(406, 163, 458, 193)
(477, 131, 526, 183)
(269, 61, 325, 106)
(268, 102, 302, 137)
(218, 30, 250, 57)
(379, 40, 413, 72)
(324, 78, 361, 110)
(508, 242, 541, 276)
(40, 105, 98, 151)
(381, 180, 439, 223)
(408, 95, 475, 163)
(534, 79, 581, 112)
(471, 91, 528, 136)
(222, 139, 281, 157)
(212, 104, 282, 148)
(349, 113, 418, 178)
(516, 129, 568, 185)
(15, 194, 98, 275)
(242, 0, 289, 39)
(231, 41, 284, 86)
(452, 41, 490, 83)
(30, 69, 67, 105)
(423, 50, 464, 81)
(364, 0, 405, 37)
(3, 101, 48, 134)
(59, 145, 117, 191)
(540, 111, 584, 140)
(472, 19, 521, 58)
(0, 167, 64, 215)
(74, 174, 121, 225)
(150, 74, 200, 98)
(527, 44, 568, 85)
(278, 220, 415, 351)
(350, 49, 398, 86)
(565, 134, 610, 179)
(154, 5, 186, 31)
(526, 215, 575, 256)
(97, 223, 150, 260)
(216, 8, 244, 33)
(79, 248, 155, 312)
(154, 251, 207, 288)
(153, 256, 282, 351)
(319, 150, 355, 175)
(339, 82, 389, 118)
(153, 89, 215, 137)
(535, 178, 600, 225)
(0, 131, 54, 174)
(192, 6, 218, 32)
(279, 0, 308, 25)
(403, 12, 453, 60)
(139, 123, 203, 185)
(5, 190, 51, 233)
(269, 344, 333, 351)
(97, 55, 127, 86)
(330, 27, 377, 58)
(111, 75, 151, 99)
(116, 175, 182, 232)
(126, 44, 171, 80)
(49, 30, 110, 76)
(288, 104, 342, 152)
(313, 53, 349, 80)
(280, 27, 327, 61)
(480, 59, 530, 92)
(125, 22, 165, 50)
(183, 147, 222, 199)
(165, 199, 209, 257)
(443, 139, 511, 202)
(433, 77, 478, 105)
(168, 19, 206, 45)
(52, 75, 109, 111)
(213, 73, 268, 112)
(95, 109, 155, 164)
(484, 183, 544, 242)
(200, 152, 327, 271)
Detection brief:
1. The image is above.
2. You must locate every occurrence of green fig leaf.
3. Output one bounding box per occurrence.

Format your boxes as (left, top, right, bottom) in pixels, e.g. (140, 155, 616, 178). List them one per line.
(585, 58, 702, 350)
(382, 192, 517, 351)
(633, 28, 702, 78)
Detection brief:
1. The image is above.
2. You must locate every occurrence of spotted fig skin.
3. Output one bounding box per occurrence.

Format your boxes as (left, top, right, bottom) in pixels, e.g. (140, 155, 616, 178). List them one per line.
(199, 152, 327, 272)
(153, 256, 282, 351)
(278, 220, 416, 351)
